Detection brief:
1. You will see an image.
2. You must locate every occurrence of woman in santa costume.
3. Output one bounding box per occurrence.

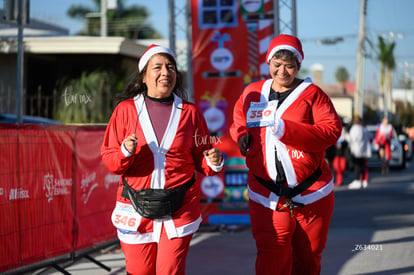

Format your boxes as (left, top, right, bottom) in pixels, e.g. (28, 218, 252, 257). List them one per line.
(230, 34, 342, 275)
(374, 116, 393, 174)
(101, 44, 223, 275)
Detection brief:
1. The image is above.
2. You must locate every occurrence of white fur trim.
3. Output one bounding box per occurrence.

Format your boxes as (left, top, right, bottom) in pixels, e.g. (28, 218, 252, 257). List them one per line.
(267, 45, 303, 64)
(138, 45, 176, 72)
(248, 180, 334, 211)
(117, 216, 202, 244)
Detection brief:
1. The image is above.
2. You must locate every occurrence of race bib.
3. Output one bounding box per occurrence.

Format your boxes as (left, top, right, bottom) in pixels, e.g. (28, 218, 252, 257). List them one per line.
(111, 202, 141, 232)
(246, 100, 277, 128)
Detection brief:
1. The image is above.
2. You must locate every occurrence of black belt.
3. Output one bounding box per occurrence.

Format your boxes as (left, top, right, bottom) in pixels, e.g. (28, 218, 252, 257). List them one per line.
(254, 167, 322, 207)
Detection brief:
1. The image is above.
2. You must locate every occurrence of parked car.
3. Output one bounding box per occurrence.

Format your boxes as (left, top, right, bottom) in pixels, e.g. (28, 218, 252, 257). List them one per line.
(0, 113, 61, 124)
(399, 133, 413, 160)
(366, 124, 405, 169)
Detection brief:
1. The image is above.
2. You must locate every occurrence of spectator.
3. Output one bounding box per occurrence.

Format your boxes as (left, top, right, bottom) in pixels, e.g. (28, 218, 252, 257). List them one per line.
(374, 116, 393, 174)
(333, 122, 349, 186)
(346, 115, 371, 189)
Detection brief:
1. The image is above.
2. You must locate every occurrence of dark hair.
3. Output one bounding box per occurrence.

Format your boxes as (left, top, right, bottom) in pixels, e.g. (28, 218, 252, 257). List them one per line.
(272, 49, 301, 70)
(114, 53, 187, 104)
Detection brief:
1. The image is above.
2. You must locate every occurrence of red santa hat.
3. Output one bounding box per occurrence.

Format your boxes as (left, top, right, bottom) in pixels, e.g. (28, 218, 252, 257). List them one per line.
(266, 34, 304, 64)
(138, 44, 176, 72)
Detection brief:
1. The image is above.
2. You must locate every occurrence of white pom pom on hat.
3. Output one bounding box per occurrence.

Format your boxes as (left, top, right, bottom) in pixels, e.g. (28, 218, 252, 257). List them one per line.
(138, 44, 176, 72)
(266, 34, 304, 64)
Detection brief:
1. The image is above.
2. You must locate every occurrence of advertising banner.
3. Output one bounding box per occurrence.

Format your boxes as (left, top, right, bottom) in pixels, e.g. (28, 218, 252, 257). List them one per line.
(0, 126, 20, 271)
(0, 125, 117, 273)
(191, 0, 275, 223)
(17, 126, 75, 265)
(74, 128, 118, 250)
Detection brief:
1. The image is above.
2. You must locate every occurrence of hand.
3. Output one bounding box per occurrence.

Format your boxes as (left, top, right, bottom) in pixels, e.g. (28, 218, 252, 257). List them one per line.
(124, 133, 137, 154)
(270, 118, 281, 137)
(238, 133, 250, 156)
(204, 148, 223, 166)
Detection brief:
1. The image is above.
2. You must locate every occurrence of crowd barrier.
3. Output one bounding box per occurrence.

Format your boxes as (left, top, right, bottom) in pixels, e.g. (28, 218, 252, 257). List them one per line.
(0, 124, 250, 273)
(0, 124, 119, 274)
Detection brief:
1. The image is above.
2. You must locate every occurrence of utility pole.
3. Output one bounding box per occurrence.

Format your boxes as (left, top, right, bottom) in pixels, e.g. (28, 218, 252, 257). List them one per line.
(354, 0, 367, 119)
(4, 0, 29, 123)
(17, 0, 24, 124)
(100, 0, 107, 37)
(168, 0, 176, 54)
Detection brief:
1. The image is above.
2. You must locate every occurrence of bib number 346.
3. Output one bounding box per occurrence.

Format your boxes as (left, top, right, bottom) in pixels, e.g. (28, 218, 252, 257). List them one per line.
(111, 202, 140, 231)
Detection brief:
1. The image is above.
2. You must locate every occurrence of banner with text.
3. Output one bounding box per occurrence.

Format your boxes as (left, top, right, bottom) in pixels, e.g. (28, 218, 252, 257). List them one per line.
(191, 0, 275, 221)
(0, 125, 118, 273)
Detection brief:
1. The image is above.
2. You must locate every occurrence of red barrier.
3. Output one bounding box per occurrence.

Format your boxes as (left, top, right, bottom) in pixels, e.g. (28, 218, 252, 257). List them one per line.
(0, 126, 20, 271)
(0, 125, 118, 273)
(74, 128, 119, 250)
(17, 126, 75, 266)
(1, 123, 246, 273)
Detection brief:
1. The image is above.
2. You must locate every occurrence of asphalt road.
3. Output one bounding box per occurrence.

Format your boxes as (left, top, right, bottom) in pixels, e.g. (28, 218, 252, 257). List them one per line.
(187, 161, 414, 275)
(28, 159, 414, 275)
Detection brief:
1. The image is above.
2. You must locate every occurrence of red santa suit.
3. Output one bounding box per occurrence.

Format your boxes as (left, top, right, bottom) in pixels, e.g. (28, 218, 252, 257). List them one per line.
(374, 122, 393, 161)
(230, 77, 341, 274)
(101, 93, 219, 245)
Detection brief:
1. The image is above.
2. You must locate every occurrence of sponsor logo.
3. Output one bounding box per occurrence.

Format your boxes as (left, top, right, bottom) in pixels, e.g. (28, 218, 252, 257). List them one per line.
(43, 173, 72, 202)
(193, 128, 222, 147)
(9, 188, 29, 200)
(201, 175, 224, 198)
(287, 149, 305, 160)
(81, 172, 98, 204)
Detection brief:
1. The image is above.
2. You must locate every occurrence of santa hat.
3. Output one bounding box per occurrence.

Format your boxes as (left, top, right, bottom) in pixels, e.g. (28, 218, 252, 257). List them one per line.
(266, 34, 304, 64)
(138, 44, 176, 72)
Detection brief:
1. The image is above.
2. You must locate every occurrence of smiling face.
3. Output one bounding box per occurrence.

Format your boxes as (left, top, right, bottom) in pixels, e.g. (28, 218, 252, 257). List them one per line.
(268, 56, 299, 91)
(143, 53, 177, 98)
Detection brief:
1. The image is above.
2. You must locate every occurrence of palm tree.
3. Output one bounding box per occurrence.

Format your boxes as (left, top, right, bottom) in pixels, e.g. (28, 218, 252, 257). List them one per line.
(377, 35, 396, 117)
(67, 0, 161, 39)
(55, 70, 117, 123)
(335, 66, 349, 94)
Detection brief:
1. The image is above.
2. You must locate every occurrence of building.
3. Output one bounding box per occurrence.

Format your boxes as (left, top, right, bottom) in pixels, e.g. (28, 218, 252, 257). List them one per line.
(1, 9, 150, 116)
(0, 35, 147, 116)
(311, 63, 355, 120)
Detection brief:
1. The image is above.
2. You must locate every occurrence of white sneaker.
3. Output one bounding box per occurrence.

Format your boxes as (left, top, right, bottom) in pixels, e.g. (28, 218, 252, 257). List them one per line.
(362, 180, 368, 189)
(348, 180, 361, 189)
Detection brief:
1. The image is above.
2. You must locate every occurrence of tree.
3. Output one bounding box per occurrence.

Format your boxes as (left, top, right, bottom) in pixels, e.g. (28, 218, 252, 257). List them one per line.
(377, 35, 396, 117)
(394, 100, 413, 127)
(335, 66, 349, 94)
(67, 0, 161, 39)
(55, 70, 118, 123)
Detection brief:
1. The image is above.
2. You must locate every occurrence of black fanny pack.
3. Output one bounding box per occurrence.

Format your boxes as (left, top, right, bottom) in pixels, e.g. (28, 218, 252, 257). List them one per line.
(121, 174, 195, 219)
(254, 167, 322, 207)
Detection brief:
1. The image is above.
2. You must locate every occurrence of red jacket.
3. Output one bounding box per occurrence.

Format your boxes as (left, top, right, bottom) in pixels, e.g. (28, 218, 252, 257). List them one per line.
(101, 94, 218, 244)
(230, 78, 341, 209)
(374, 123, 393, 160)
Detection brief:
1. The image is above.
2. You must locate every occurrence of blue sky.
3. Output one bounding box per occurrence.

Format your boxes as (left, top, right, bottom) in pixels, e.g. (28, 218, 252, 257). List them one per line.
(28, 0, 414, 86)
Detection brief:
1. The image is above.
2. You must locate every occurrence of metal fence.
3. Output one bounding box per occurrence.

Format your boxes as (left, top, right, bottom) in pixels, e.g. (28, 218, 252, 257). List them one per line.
(0, 85, 58, 119)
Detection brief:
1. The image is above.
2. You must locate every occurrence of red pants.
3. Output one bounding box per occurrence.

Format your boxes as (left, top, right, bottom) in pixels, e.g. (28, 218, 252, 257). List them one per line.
(249, 192, 334, 275)
(121, 226, 193, 275)
(333, 156, 347, 186)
